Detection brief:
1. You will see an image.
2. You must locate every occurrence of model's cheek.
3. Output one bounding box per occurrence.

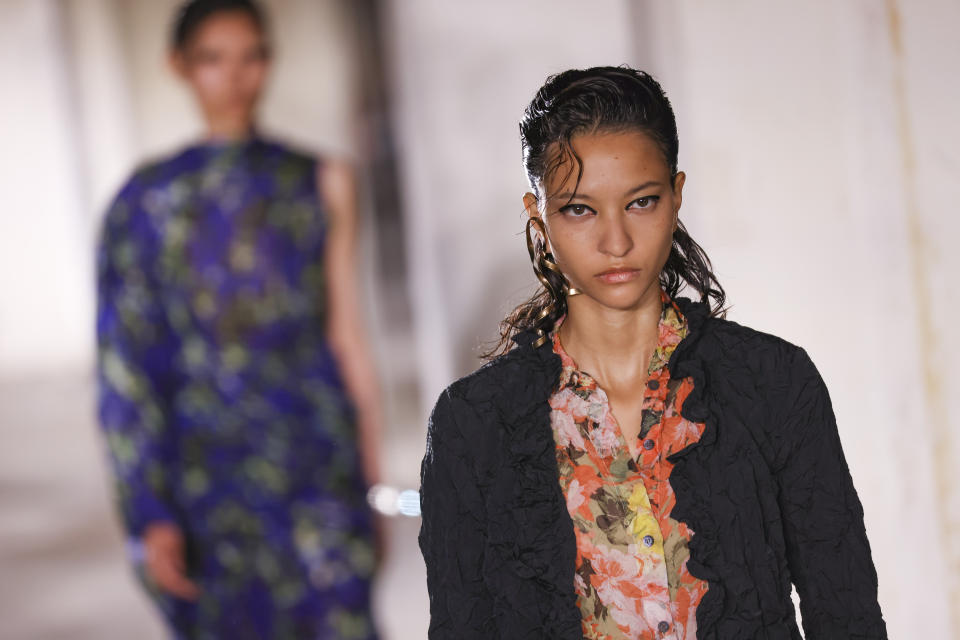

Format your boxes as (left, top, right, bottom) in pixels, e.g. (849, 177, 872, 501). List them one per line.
(194, 68, 229, 101)
(548, 247, 574, 282)
(242, 68, 267, 100)
(548, 231, 592, 281)
(630, 214, 675, 252)
(546, 249, 581, 291)
(650, 230, 676, 275)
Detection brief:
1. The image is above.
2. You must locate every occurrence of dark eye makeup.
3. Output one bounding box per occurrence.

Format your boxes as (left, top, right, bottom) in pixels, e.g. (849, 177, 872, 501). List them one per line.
(557, 194, 661, 217)
(628, 195, 661, 209)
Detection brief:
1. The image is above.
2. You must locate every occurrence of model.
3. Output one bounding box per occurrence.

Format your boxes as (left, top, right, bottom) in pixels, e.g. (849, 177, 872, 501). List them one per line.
(96, 1, 380, 637)
(418, 66, 886, 640)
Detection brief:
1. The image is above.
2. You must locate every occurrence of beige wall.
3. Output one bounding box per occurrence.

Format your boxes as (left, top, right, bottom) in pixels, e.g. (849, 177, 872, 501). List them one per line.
(0, 0, 94, 377)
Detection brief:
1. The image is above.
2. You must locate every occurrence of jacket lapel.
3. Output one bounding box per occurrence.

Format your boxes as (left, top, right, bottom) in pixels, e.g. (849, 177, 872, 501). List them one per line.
(483, 332, 582, 638)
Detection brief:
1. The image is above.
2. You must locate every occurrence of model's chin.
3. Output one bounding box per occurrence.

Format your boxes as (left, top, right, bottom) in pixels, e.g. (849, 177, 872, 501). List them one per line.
(572, 282, 660, 312)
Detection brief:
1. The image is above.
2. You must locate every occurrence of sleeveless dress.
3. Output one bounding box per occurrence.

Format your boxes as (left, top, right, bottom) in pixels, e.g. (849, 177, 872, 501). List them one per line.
(96, 137, 378, 639)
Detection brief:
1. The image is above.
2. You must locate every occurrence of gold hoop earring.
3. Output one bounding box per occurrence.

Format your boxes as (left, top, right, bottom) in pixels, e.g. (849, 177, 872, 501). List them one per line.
(525, 217, 580, 346)
(547, 252, 580, 297)
(525, 217, 581, 297)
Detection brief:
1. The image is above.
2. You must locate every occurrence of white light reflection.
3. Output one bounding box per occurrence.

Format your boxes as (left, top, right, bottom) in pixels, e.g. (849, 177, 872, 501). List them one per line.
(367, 484, 421, 517)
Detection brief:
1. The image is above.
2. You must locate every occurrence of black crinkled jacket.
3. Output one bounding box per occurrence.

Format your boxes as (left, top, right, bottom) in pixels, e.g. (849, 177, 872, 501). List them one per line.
(418, 297, 886, 639)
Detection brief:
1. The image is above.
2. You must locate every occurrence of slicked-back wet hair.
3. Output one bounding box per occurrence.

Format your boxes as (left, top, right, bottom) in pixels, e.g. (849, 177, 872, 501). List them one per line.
(171, 0, 267, 51)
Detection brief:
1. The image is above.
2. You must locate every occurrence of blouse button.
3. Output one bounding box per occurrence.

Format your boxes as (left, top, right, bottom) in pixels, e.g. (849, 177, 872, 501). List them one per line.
(647, 379, 660, 390)
(658, 621, 670, 633)
(643, 535, 655, 547)
(643, 439, 655, 450)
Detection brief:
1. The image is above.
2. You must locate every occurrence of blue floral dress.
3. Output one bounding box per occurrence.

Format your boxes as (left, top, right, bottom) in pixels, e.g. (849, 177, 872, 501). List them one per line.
(96, 137, 378, 639)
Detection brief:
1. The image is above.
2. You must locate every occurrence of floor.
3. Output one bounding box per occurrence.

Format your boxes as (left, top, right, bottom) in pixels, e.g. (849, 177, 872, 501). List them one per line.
(0, 372, 430, 640)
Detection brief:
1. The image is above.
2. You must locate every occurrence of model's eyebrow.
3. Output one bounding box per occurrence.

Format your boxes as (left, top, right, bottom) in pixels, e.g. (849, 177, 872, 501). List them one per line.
(624, 180, 663, 196)
(554, 180, 663, 202)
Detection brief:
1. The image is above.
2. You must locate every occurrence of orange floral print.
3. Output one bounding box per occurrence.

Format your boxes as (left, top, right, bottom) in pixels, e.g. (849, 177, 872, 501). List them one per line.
(549, 292, 708, 640)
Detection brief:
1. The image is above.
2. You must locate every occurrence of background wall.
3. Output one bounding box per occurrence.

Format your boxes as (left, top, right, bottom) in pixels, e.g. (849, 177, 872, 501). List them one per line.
(0, 0, 956, 638)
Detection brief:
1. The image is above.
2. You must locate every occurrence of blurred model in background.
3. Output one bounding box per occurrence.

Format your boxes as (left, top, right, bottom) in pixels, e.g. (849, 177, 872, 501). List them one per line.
(96, 1, 381, 637)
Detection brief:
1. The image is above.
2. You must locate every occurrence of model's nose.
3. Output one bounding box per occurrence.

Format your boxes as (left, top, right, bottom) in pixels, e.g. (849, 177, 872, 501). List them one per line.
(597, 211, 633, 258)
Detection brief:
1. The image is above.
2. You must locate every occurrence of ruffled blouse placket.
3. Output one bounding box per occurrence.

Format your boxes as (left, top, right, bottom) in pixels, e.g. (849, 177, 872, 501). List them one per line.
(549, 295, 708, 640)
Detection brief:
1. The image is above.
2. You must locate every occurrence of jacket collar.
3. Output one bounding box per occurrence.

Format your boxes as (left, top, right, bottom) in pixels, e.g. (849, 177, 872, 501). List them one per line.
(510, 295, 711, 385)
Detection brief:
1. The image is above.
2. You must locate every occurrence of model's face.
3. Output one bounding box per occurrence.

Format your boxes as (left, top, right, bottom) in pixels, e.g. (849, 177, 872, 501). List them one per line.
(524, 129, 684, 312)
(173, 11, 269, 127)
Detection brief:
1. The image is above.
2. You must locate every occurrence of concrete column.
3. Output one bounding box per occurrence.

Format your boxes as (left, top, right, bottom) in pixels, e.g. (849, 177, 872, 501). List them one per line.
(0, 0, 92, 375)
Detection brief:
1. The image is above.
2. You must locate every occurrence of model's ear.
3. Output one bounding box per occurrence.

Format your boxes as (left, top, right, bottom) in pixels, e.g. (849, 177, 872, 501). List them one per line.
(169, 50, 187, 79)
(671, 171, 686, 231)
(522, 192, 540, 219)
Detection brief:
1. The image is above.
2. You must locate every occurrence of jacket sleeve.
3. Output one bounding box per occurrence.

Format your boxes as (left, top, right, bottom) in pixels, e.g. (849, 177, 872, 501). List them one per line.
(96, 188, 179, 537)
(419, 388, 495, 639)
(773, 347, 887, 639)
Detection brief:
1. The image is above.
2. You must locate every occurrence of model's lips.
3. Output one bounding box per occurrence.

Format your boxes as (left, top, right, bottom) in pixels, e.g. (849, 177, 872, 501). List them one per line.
(594, 268, 641, 284)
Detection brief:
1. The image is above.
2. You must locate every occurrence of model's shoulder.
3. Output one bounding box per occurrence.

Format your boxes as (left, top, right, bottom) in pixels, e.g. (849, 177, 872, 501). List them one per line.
(706, 314, 802, 354)
(279, 141, 316, 165)
(113, 146, 201, 201)
(428, 341, 556, 465)
(255, 137, 318, 169)
(427, 353, 512, 449)
(440, 345, 535, 407)
(674, 297, 801, 362)
(693, 314, 823, 392)
(433, 334, 559, 422)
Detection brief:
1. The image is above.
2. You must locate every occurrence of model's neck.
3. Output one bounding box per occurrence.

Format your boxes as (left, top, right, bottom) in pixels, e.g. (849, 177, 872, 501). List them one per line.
(203, 113, 256, 142)
(557, 287, 663, 383)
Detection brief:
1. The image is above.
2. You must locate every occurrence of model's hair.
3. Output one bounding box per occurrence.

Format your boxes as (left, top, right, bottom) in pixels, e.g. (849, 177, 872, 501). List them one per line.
(171, 0, 267, 51)
(488, 65, 726, 357)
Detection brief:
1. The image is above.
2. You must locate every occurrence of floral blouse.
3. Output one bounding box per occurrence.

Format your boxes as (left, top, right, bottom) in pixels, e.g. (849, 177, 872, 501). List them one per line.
(549, 294, 708, 639)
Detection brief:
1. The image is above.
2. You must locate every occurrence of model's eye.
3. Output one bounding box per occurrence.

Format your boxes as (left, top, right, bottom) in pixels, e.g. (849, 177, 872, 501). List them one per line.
(559, 204, 594, 217)
(193, 50, 223, 65)
(245, 46, 269, 64)
(628, 196, 660, 210)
